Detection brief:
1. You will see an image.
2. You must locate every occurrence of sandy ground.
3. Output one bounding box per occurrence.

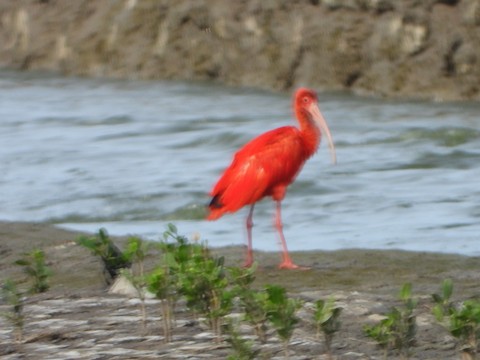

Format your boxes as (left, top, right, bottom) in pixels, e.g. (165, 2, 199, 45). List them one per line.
(1, 221, 479, 359)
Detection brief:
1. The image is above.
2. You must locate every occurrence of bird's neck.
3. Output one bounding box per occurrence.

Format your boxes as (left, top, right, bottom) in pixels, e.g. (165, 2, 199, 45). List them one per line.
(296, 108, 321, 156)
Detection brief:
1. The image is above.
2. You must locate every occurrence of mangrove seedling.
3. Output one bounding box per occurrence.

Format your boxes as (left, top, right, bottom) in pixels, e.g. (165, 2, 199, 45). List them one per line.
(265, 284, 302, 359)
(161, 224, 235, 341)
(230, 266, 269, 343)
(178, 243, 234, 342)
(122, 236, 152, 332)
(159, 223, 209, 318)
(123, 236, 151, 280)
(15, 248, 52, 294)
(432, 278, 454, 322)
(146, 266, 177, 342)
(1, 279, 24, 342)
(364, 283, 417, 360)
(314, 298, 342, 359)
(225, 318, 260, 360)
(449, 300, 480, 360)
(433, 279, 480, 360)
(76, 228, 131, 284)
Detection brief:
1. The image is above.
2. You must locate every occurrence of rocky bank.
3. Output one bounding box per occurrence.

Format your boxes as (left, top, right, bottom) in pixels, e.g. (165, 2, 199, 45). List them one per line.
(1, 0, 480, 101)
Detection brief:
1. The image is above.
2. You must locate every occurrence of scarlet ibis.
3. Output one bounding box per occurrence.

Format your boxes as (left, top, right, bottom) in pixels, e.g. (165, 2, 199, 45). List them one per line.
(207, 88, 336, 269)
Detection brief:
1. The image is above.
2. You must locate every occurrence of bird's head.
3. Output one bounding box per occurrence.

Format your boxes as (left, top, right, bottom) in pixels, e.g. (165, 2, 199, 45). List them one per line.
(294, 88, 336, 165)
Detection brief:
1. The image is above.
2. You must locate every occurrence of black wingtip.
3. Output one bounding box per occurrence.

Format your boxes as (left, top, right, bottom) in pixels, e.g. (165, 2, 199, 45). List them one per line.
(208, 194, 223, 209)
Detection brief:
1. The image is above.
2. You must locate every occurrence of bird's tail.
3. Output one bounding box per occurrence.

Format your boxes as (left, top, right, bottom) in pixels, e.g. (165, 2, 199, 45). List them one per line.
(207, 209, 223, 221)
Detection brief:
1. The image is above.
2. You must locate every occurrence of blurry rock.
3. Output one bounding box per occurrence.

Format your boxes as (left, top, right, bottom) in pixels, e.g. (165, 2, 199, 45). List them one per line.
(368, 11, 429, 60)
(322, 0, 359, 10)
(463, 0, 480, 26)
(0, 0, 478, 100)
(453, 43, 478, 75)
(400, 21, 429, 56)
(109, 274, 156, 299)
(109, 274, 137, 297)
(357, 0, 395, 12)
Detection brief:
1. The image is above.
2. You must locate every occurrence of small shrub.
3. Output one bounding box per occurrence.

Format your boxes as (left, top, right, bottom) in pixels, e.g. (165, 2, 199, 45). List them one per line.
(225, 318, 260, 360)
(432, 279, 480, 360)
(146, 266, 176, 342)
(123, 236, 150, 278)
(160, 224, 234, 342)
(432, 278, 454, 319)
(265, 285, 302, 359)
(178, 248, 234, 342)
(230, 266, 269, 343)
(449, 301, 480, 360)
(364, 283, 417, 359)
(122, 236, 152, 332)
(15, 248, 52, 294)
(314, 298, 342, 359)
(76, 228, 131, 284)
(1, 279, 24, 342)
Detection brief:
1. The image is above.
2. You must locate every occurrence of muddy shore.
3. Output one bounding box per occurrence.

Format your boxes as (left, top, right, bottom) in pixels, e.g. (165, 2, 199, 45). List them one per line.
(1, 221, 479, 359)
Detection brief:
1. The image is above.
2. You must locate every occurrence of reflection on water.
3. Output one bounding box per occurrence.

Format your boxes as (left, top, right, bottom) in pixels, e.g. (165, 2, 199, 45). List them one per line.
(1, 71, 479, 255)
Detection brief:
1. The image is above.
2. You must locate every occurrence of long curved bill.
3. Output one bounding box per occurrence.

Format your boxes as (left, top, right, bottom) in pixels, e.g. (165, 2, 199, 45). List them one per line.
(308, 102, 337, 165)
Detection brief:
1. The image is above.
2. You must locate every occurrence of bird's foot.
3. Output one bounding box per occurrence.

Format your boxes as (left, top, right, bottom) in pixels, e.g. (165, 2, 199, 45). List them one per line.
(278, 261, 310, 270)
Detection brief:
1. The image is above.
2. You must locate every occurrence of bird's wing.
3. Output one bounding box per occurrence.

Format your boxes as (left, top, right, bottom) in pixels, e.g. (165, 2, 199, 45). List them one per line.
(209, 126, 306, 215)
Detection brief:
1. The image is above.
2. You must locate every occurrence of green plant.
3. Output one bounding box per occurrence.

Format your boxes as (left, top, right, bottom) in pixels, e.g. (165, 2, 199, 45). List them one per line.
(15, 248, 52, 294)
(265, 285, 302, 359)
(179, 247, 234, 342)
(225, 318, 260, 360)
(432, 278, 454, 321)
(146, 266, 176, 342)
(124, 236, 152, 278)
(314, 298, 342, 359)
(450, 301, 480, 360)
(76, 228, 131, 284)
(161, 224, 234, 342)
(158, 223, 204, 324)
(162, 223, 187, 245)
(364, 283, 417, 359)
(159, 223, 194, 280)
(1, 279, 24, 342)
(432, 279, 480, 360)
(230, 266, 269, 343)
(122, 236, 151, 332)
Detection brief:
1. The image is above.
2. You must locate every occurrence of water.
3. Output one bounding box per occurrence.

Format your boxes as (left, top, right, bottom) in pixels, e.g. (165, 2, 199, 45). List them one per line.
(1, 71, 479, 255)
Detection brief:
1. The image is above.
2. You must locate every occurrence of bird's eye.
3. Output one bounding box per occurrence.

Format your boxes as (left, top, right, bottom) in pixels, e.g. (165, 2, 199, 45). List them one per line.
(302, 97, 309, 103)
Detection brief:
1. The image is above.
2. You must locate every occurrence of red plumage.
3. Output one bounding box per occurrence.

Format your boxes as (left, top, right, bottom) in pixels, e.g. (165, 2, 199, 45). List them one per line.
(208, 126, 308, 220)
(207, 88, 336, 269)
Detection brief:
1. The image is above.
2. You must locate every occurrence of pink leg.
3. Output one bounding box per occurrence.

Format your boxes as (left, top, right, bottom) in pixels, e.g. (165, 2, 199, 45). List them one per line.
(244, 204, 255, 267)
(275, 201, 302, 269)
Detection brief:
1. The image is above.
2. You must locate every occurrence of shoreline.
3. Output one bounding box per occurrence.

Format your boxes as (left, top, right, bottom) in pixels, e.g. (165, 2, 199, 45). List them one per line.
(1, 220, 479, 359)
(1, 220, 478, 295)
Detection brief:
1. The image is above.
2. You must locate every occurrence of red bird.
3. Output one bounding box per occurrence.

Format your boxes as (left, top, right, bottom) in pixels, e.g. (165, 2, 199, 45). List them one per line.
(207, 88, 336, 269)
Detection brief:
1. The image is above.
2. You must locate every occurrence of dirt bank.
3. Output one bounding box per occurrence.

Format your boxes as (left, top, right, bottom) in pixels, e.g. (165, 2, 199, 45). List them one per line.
(1, 0, 479, 101)
(1, 221, 480, 359)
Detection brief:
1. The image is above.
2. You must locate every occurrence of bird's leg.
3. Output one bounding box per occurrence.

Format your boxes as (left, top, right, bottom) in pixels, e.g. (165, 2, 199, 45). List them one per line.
(244, 204, 255, 268)
(275, 201, 301, 269)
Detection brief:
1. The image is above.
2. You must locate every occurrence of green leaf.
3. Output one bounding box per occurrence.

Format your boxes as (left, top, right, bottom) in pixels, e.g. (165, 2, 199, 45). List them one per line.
(399, 282, 412, 301)
(265, 285, 287, 305)
(14, 259, 30, 266)
(441, 279, 453, 300)
(167, 223, 177, 234)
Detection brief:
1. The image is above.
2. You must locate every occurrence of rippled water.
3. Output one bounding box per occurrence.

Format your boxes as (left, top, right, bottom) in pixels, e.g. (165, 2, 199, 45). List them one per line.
(1, 71, 479, 255)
